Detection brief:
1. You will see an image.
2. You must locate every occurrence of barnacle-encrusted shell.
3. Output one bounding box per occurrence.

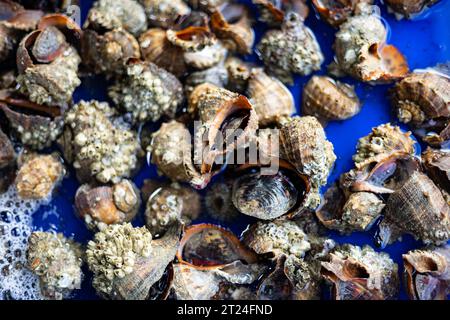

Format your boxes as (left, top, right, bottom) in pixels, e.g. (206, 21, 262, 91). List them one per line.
(210, 3, 254, 54)
(257, 13, 323, 84)
(334, 4, 408, 82)
(184, 63, 229, 97)
(312, 0, 373, 27)
(140, 0, 191, 29)
(224, 56, 252, 94)
(109, 60, 184, 124)
(253, 0, 309, 26)
(205, 179, 240, 222)
(183, 41, 227, 70)
(379, 171, 450, 246)
(0, 126, 15, 169)
(86, 222, 181, 300)
(403, 245, 450, 300)
(15, 153, 65, 200)
(352, 123, 415, 169)
(16, 20, 82, 107)
(385, 0, 441, 19)
(86, 0, 147, 36)
(302, 75, 361, 124)
(321, 244, 399, 300)
(145, 182, 200, 236)
(150, 120, 212, 189)
(81, 28, 141, 75)
(62, 100, 142, 184)
(280, 116, 336, 190)
(422, 148, 450, 204)
(27, 232, 83, 300)
(247, 68, 295, 127)
(75, 180, 141, 231)
(317, 186, 385, 234)
(242, 220, 311, 259)
(0, 103, 63, 150)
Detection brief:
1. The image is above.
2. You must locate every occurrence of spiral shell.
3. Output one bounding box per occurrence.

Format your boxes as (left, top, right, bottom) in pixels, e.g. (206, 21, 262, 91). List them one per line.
(403, 245, 450, 300)
(302, 75, 361, 124)
(257, 13, 323, 84)
(253, 0, 309, 26)
(385, 0, 441, 19)
(247, 68, 295, 127)
(378, 171, 450, 246)
(184, 63, 228, 97)
(15, 152, 65, 200)
(312, 0, 373, 27)
(321, 244, 399, 300)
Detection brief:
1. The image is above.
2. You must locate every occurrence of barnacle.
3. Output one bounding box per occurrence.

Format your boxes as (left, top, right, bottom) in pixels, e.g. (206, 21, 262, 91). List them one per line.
(27, 232, 83, 300)
(61, 100, 143, 184)
(109, 60, 184, 124)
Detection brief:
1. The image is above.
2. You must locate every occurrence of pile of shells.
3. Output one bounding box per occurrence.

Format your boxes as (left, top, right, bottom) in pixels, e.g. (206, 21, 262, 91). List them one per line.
(0, 0, 447, 301)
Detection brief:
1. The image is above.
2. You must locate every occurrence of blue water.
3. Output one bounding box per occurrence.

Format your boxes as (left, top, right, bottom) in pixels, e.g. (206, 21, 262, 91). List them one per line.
(31, 0, 450, 300)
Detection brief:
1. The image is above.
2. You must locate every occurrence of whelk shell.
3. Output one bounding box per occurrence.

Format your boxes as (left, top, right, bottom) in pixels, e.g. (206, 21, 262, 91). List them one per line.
(321, 244, 399, 300)
(302, 75, 361, 125)
(312, 0, 373, 27)
(403, 245, 449, 300)
(224, 56, 252, 94)
(210, 3, 254, 54)
(422, 148, 450, 204)
(0, 125, 15, 169)
(140, 0, 191, 29)
(247, 68, 295, 127)
(184, 62, 229, 98)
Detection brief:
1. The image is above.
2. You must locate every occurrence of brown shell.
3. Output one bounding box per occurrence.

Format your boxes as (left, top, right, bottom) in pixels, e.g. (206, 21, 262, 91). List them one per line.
(247, 68, 295, 127)
(321, 244, 399, 300)
(15, 152, 65, 200)
(140, 0, 191, 29)
(422, 148, 450, 203)
(253, 0, 309, 26)
(0, 126, 15, 169)
(403, 245, 450, 300)
(302, 76, 361, 124)
(280, 116, 336, 189)
(188, 83, 258, 174)
(139, 28, 187, 78)
(150, 120, 214, 189)
(224, 56, 252, 94)
(184, 63, 229, 98)
(385, 0, 441, 18)
(380, 171, 450, 246)
(210, 3, 254, 54)
(353, 123, 416, 169)
(81, 29, 140, 75)
(312, 0, 373, 27)
(166, 26, 215, 52)
(75, 180, 140, 230)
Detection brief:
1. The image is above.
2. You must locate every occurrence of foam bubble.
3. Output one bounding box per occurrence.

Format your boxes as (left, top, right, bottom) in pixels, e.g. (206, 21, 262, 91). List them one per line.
(0, 187, 45, 300)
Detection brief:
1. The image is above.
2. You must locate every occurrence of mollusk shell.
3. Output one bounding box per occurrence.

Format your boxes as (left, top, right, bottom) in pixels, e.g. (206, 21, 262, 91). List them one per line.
(422, 148, 450, 204)
(0, 126, 15, 169)
(312, 0, 373, 27)
(253, 0, 309, 26)
(385, 0, 441, 19)
(140, 0, 191, 29)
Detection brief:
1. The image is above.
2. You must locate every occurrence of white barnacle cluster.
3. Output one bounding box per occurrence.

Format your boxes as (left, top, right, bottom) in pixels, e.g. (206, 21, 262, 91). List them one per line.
(86, 223, 153, 296)
(109, 62, 183, 123)
(27, 232, 83, 300)
(65, 100, 141, 184)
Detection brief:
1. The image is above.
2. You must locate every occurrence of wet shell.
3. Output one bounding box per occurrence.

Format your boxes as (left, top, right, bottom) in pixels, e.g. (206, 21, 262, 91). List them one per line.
(256, 12, 323, 84)
(183, 41, 227, 70)
(378, 171, 450, 246)
(0, 126, 15, 169)
(317, 183, 384, 234)
(85, 0, 147, 36)
(312, 0, 373, 27)
(15, 152, 65, 200)
(422, 148, 450, 204)
(188, 83, 258, 174)
(224, 56, 252, 94)
(302, 75, 361, 124)
(352, 123, 415, 169)
(242, 220, 311, 259)
(86, 222, 181, 300)
(16, 14, 82, 107)
(280, 116, 336, 190)
(75, 180, 141, 231)
(149, 120, 214, 189)
(385, 0, 441, 19)
(204, 179, 240, 222)
(140, 0, 191, 29)
(61, 100, 143, 184)
(321, 244, 399, 300)
(334, 5, 409, 82)
(108, 60, 184, 124)
(231, 160, 312, 219)
(253, 0, 309, 26)
(81, 28, 141, 75)
(27, 232, 83, 300)
(403, 245, 450, 300)
(144, 183, 200, 236)
(210, 3, 254, 54)
(184, 63, 229, 98)
(247, 68, 295, 127)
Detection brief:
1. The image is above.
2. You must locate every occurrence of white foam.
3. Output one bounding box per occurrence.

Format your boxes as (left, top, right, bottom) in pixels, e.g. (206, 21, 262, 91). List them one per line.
(0, 187, 45, 300)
